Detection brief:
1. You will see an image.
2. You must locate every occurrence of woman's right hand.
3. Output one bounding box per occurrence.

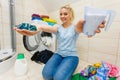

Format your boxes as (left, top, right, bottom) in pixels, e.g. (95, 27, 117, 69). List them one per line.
(13, 27, 41, 36)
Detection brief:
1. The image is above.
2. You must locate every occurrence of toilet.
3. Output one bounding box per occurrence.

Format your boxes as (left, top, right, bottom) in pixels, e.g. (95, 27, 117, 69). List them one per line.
(0, 50, 17, 75)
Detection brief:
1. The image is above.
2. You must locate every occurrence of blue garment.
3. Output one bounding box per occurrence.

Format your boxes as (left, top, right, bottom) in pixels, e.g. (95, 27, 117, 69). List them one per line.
(54, 24, 79, 57)
(42, 53, 79, 80)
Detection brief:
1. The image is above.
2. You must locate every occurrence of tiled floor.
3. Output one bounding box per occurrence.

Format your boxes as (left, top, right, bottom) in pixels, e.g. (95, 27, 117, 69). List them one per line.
(0, 53, 90, 80)
(0, 61, 44, 80)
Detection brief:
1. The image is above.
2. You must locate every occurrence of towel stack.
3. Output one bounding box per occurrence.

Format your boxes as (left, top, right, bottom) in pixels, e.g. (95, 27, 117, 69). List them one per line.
(31, 13, 57, 26)
(17, 14, 57, 31)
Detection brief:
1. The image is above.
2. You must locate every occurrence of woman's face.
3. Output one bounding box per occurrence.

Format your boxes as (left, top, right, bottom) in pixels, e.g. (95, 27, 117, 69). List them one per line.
(60, 8, 71, 24)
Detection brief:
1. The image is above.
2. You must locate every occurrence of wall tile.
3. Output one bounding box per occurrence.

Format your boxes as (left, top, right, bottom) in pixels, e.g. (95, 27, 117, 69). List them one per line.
(89, 38, 118, 55)
(117, 38, 120, 55)
(88, 51, 117, 65)
(116, 55, 120, 67)
(105, 4, 120, 22)
(15, 0, 23, 5)
(94, 22, 120, 39)
(2, 23, 11, 49)
(78, 50, 89, 61)
(77, 36, 89, 51)
(92, 0, 120, 21)
(92, 0, 120, 8)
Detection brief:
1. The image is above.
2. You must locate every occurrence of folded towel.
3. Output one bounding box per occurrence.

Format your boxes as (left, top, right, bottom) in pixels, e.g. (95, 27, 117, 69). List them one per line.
(18, 23, 37, 31)
(31, 49, 53, 64)
(32, 14, 40, 18)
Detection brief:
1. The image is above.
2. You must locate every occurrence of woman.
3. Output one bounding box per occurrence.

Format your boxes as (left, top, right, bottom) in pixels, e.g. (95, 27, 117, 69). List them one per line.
(14, 5, 105, 80)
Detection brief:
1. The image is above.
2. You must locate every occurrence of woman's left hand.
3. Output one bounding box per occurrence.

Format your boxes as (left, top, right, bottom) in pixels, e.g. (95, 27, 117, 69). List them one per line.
(13, 27, 41, 36)
(95, 20, 106, 33)
(88, 20, 106, 38)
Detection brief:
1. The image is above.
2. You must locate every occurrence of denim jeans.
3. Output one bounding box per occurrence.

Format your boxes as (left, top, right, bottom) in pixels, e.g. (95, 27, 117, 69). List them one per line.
(42, 53, 79, 80)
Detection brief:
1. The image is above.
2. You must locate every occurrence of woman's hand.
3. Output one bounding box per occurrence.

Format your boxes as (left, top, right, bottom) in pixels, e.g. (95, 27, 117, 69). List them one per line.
(13, 27, 41, 36)
(95, 20, 106, 33)
(88, 20, 106, 38)
(76, 19, 106, 37)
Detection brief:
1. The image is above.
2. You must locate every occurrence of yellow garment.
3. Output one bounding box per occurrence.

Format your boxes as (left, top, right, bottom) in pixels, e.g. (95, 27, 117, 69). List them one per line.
(42, 18, 57, 23)
(93, 62, 102, 68)
(91, 70, 97, 74)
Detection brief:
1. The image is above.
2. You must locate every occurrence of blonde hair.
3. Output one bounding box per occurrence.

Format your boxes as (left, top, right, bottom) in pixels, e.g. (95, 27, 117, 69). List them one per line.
(60, 5, 74, 22)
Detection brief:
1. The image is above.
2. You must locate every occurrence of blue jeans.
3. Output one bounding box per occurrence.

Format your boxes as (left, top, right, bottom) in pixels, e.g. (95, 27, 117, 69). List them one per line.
(42, 53, 79, 80)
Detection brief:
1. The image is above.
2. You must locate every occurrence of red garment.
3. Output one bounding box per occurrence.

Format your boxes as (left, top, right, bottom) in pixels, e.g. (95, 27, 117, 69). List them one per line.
(105, 62, 120, 77)
(32, 14, 40, 18)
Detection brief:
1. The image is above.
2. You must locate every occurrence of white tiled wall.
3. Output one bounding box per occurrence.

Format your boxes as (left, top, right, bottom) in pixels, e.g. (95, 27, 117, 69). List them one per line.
(0, 0, 11, 49)
(0, 3, 2, 49)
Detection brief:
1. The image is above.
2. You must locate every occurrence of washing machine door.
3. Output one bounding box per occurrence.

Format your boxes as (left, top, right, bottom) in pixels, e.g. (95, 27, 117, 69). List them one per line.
(23, 34, 40, 52)
(23, 32, 55, 54)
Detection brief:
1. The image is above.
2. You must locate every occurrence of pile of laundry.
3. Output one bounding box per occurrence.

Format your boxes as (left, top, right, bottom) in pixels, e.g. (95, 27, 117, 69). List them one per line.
(72, 61, 120, 80)
(31, 13, 57, 26)
(17, 14, 57, 31)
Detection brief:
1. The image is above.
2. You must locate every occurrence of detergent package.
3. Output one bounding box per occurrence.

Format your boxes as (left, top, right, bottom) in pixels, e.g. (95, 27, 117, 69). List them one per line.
(83, 6, 116, 36)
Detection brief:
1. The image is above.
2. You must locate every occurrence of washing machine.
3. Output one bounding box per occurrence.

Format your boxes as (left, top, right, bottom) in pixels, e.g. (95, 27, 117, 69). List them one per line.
(22, 31, 56, 55)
